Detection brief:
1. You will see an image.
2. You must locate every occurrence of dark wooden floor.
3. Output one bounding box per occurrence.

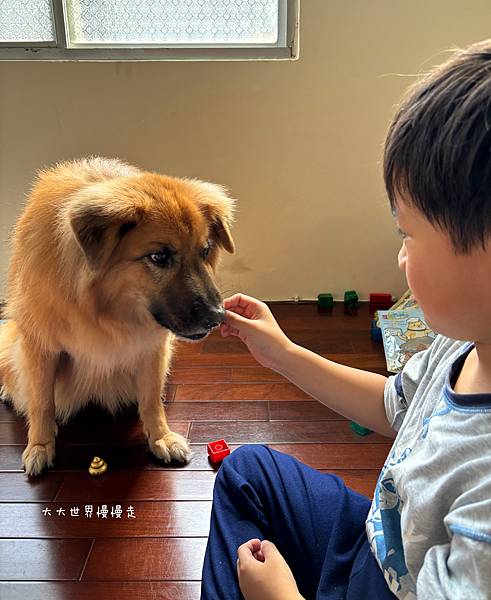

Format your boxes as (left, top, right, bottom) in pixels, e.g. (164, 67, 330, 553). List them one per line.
(0, 302, 392, 599)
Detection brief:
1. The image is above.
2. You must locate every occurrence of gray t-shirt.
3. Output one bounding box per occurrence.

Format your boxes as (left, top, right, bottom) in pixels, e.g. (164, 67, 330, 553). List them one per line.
(365, 335, 491, 599)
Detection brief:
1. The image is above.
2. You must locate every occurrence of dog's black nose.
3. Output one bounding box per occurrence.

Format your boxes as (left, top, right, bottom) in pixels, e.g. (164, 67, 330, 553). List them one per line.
(189, 298, 226, 331)
(204, 307, 226, 330)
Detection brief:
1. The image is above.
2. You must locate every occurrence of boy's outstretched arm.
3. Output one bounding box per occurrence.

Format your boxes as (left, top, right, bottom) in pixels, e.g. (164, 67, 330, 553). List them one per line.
(277, 343, 394, 438)
(221, 293, 394, 439)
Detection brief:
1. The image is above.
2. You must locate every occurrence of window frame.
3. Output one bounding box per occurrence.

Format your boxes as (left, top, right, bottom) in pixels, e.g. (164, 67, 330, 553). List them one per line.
(0, 0, 300, 61)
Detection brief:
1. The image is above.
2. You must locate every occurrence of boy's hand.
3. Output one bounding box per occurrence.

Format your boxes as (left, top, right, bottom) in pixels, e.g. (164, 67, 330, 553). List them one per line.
(220, 294, 294, 372)
(237, 539, 304, 600)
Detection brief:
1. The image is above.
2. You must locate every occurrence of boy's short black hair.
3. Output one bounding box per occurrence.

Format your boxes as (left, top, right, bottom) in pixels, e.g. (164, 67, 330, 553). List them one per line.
(384, 39, 491, 254)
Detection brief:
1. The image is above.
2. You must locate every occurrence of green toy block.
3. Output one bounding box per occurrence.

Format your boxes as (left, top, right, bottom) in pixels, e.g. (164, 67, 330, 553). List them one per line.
(317, 293, 334, 307)
(344, 290, 359, 307)
(350, 421, 372, 436)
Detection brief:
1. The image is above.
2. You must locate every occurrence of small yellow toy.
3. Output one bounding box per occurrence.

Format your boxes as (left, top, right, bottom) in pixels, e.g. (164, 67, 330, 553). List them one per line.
(88, 456, 107, 476)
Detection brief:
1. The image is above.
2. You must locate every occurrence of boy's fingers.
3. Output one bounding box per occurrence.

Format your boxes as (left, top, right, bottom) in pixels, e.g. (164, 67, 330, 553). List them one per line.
(223, 294, 244, 310)
(241, 538, 262, 552)
(224, 293, 256, 309)
(225, 310, 254, 328)
(237, 539, 261, 565)
(224, 294, 263, 318)
(260, 540, 279, 559)
(253, 549, 265, 562)
(237, 545, 252, 564)
(220, 324, 239, 338)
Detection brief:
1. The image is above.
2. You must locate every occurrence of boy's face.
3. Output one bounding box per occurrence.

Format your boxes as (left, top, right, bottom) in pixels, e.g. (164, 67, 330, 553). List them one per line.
(393, 197, 491, 342)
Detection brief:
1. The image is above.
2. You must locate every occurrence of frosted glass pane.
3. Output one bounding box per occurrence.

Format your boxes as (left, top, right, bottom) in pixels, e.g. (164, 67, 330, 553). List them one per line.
(0, 0, 55, 42)
(66, 0, 279, 45)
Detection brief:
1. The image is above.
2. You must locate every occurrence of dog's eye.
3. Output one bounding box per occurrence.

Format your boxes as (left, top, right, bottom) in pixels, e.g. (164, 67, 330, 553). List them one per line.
(149, 249, 173, 268)
(201, 241, 213, 260)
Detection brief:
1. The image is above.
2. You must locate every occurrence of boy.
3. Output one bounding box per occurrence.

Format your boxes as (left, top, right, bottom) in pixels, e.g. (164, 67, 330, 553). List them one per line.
(200, 40, 491, 600)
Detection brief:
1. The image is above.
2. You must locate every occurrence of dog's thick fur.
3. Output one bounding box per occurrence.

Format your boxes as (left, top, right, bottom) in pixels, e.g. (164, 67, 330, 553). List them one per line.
(0, 157, 235, 476)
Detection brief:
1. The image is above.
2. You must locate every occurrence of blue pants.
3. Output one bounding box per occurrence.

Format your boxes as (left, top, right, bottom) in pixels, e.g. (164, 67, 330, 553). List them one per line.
(200, 445, 395, 600)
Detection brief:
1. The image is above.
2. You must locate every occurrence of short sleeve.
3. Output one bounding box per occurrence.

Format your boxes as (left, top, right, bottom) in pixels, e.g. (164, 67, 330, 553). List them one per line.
(383, 335, 445, 431)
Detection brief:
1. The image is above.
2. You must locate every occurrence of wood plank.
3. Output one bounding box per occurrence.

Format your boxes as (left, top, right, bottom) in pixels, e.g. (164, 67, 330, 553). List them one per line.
(0, 422, 30, 445)
(0, 440, 393, 474)
(56, 470, 216, 501)
(171, 352, 263, 368)
(1, 389, 177, 416)
(0, 420, 190, 445)
(0, 446, 27, 471)
(0, 582, 201, 600)
(172, 342, 203, 356)
(230, 362, 385, 383)
(171, 350, 387, 372)
(268, 401, 345, 421)
(1, 443, 218, 472)
(0, 472, 65, 501)
(0, 402, 22, 422)
(189, 421, 391, 444)
(229, 367, 290, 383)
(169, 359, 387, 383)
(318, 469, 379, 498)
(0, 501, 211, 537)
(203, 335, 354, 355)
(81, 538, 207, 581)
(1, 442, 246, 473)
(164, 401, 268, 421)
(0, 539, 92, 580)
(0, 442, 390, 482)
(167, 367, 232, 384)
(175, 382, 311, 401)
(200, 337, 249, 355)
(269, 443, 392, 470)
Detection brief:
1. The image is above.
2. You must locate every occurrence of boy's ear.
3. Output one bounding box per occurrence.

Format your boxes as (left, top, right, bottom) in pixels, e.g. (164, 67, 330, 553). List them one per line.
(187, 179, 236, 254)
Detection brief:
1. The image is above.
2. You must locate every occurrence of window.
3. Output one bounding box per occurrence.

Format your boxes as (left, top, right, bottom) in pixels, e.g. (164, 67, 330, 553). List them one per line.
(0, 0, 299, 61)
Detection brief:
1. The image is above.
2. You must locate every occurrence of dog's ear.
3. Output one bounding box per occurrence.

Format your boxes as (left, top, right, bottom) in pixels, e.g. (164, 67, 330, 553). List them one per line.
(69, 203, 140, 270)
(187, 179, 236, 254)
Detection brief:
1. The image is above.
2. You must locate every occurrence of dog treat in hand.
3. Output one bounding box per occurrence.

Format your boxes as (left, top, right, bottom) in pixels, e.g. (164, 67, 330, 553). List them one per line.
(89, 456, 107, 476)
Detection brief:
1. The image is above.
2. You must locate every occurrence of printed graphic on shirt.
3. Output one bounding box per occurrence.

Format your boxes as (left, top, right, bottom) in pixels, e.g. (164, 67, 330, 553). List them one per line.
(366, 446, 417, 599)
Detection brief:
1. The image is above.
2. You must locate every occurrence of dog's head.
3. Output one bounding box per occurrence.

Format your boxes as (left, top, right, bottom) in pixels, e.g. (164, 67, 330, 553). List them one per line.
(66, 171, 236, 342)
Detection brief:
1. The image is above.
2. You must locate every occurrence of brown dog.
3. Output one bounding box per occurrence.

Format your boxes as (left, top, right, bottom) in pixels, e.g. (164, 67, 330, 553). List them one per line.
(0, 157, 235, 476)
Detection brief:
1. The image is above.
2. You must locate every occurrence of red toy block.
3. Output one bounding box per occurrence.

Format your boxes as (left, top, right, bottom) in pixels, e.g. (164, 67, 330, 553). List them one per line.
(369, 293, 393, 304)
(207, 439, 231, 463)
(369, 293, 394, 317)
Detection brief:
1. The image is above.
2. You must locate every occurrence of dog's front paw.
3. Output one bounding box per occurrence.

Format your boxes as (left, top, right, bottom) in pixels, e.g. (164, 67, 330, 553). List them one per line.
(150, 431, 191, 464)
(22, 441, 56, 476)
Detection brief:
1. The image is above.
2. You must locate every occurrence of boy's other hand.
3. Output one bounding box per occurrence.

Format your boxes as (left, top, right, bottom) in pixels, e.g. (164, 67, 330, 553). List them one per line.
(220, 294, 294, 372)
(237, 538, 304, 600)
